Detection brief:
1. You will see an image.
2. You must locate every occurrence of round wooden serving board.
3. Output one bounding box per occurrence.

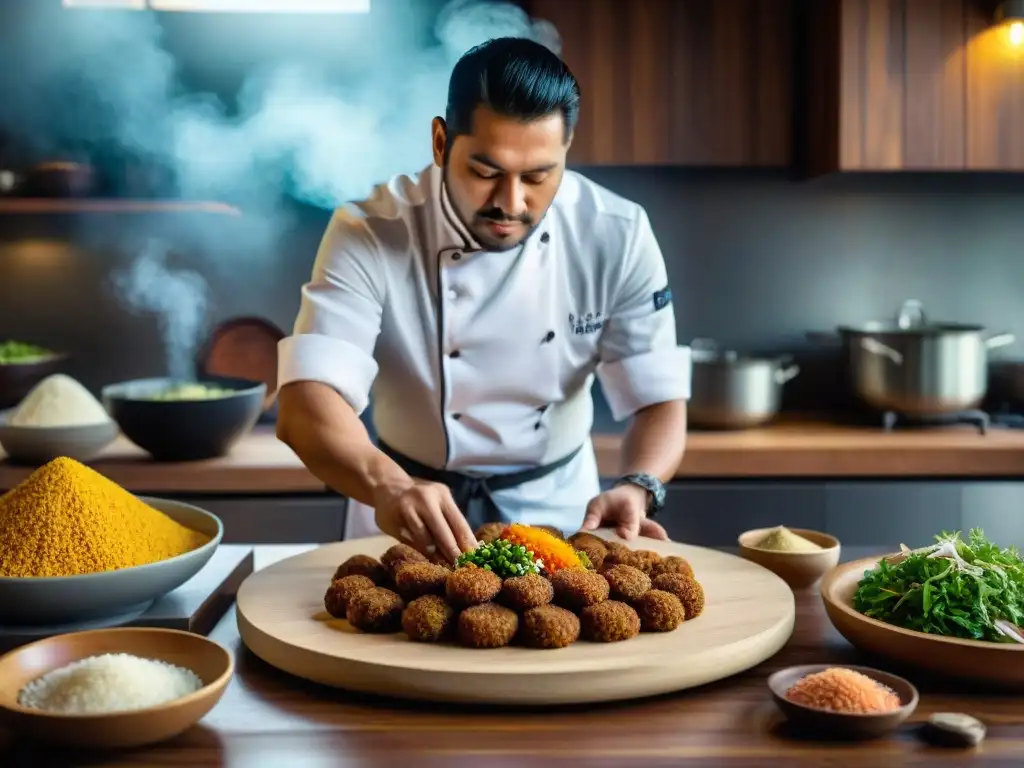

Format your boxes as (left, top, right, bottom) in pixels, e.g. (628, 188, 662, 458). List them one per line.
(236, 534, 796, 706)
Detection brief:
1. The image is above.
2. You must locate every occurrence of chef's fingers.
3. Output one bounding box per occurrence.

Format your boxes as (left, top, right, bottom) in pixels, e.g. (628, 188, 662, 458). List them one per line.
(639, 518, 669, 541)
(398, 507, 434, 554)
(580, 499, 603, 531)
(617, 508, 641, 540)
(439, 494, 478, 555)
(420, 494, 463, 564)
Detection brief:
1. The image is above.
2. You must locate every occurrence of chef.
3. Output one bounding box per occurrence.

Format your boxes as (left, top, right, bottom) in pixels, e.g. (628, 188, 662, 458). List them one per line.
(276, 36, 691, 564)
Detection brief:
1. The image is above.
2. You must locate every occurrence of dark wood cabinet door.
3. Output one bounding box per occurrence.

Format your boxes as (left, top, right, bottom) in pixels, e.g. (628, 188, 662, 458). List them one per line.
(527, 0, 794, 167)
(806, 0, 1024, 172)
(965, 4, 1024, 170)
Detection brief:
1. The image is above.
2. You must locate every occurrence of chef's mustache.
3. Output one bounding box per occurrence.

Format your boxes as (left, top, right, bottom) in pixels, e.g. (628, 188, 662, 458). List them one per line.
(476, 207, 533, 224)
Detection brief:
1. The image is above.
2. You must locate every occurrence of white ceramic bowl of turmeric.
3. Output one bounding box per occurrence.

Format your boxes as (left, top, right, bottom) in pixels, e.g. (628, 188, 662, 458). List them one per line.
(737, 526, 840, 590)
(0, 457, 222, 626)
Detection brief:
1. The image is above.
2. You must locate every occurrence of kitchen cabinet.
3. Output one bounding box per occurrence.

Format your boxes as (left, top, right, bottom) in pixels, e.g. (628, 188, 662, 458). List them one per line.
(805, 0, 1024, 173)
(525, 0, 794, 167)
(657, 480, 1019, 548)
(164, 494, 346, 544)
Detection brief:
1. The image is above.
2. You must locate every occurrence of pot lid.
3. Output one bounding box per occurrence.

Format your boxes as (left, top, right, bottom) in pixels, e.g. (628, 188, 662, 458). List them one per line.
(837, 299, 986, 335)
(689, 339, 789, 366)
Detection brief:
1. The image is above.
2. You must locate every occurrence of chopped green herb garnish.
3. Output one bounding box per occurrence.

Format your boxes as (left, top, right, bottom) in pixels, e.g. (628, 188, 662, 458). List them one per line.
(455, 538, 541, 578)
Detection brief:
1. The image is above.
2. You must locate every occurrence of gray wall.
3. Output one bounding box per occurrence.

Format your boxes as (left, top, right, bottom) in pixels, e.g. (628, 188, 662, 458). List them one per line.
(3, 168, 1024, 427)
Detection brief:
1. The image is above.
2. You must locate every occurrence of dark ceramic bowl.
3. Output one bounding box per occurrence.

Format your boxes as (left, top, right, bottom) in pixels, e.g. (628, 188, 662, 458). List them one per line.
(768, 664, 919, 740)
(102, 375, 266, 462)
(0, 354, 69, 410)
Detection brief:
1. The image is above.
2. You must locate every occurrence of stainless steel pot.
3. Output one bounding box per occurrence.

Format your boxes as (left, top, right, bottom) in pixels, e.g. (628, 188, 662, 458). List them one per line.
(688, 339, 800, 429)
(825, 300, 1015, 414)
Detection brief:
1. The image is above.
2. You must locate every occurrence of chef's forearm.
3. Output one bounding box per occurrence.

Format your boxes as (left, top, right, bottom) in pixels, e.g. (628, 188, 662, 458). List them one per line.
(276, 382, 413, 506)
(619, 399, 688, 482)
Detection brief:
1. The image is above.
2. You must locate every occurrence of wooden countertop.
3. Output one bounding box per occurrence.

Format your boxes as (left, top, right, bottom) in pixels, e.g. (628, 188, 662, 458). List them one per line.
(2, 420, 1023, 494)
(3, 545, 1021, 767)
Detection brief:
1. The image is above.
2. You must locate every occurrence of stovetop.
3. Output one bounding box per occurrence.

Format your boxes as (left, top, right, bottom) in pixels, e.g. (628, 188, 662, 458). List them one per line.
(833, 407, 993, 434)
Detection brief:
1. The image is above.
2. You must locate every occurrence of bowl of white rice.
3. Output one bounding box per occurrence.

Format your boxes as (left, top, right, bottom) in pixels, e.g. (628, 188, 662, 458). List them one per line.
(0, 374, 119, 465)
(0, 627, 233, 749)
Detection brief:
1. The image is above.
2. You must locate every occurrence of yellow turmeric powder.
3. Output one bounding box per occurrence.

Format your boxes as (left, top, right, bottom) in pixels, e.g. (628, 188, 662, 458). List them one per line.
(0, 457, 210, 578)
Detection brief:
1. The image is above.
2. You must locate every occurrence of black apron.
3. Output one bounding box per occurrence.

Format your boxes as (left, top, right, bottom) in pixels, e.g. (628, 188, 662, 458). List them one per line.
(377, 440, 583, 531)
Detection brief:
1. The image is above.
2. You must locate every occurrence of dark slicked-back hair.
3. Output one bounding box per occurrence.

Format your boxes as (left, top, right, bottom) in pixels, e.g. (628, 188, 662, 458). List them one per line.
(444, 36, 580, 150)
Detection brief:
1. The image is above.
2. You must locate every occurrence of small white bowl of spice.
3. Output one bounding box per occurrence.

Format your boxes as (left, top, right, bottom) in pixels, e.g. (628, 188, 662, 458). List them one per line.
(0, 373, 118, 465)
(738, 526, 841, 589)
(0, 627, 233, 750)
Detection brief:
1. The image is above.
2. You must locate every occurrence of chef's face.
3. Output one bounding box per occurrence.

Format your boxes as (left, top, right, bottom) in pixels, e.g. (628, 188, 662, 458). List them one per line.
(433, 106, 569, 251)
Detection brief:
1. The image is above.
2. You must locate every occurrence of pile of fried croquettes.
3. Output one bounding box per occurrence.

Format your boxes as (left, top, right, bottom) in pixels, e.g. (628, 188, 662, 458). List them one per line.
(323, 526, 705, 649)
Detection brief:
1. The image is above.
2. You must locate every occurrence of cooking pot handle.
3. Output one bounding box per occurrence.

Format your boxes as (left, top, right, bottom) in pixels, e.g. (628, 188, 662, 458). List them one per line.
(861, 337, 903, 365)
(774, 364, 800, 384)
(985, 333, 1016, 350)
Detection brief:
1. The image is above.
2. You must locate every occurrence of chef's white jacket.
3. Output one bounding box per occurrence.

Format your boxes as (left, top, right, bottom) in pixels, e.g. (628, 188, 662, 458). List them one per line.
(278, 162, 691, 538)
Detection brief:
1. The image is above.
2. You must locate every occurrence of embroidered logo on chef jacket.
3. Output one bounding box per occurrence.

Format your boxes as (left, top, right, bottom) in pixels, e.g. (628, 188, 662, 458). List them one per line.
(569, 312, 604, 336)
(653, 286, 673, 312)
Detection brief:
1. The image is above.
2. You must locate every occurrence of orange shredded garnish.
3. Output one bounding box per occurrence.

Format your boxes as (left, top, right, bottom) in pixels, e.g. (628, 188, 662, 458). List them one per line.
(499, 524, 584, 573)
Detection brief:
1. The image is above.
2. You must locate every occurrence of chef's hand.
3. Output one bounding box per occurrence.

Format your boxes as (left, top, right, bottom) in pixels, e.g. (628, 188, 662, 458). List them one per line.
(373, 480, 478, 564)
(581, 484, 669, 541)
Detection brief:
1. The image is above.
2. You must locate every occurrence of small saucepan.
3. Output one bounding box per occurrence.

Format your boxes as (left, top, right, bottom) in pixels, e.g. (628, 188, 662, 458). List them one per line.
(809, 299, 1015, 414)
(688, 339, 800, 429)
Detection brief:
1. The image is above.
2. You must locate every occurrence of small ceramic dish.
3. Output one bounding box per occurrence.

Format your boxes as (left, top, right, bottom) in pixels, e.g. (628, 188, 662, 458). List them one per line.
(768, 663, 918, 739)
(0, 627, 233, 749)
(738, 527, 841, 589)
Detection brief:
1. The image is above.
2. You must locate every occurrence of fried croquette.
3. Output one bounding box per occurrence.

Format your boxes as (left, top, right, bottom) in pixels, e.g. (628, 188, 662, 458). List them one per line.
(427, 551, 455, 567)
(600, 548, 646, 572)
(632, 549, 664, 575)
(401, 594, 456, 643)
(332, 554, 389, 585)
(650, 555, 694, 580)
(635, 589, 685, 632)
(550, 568, 609, 610)
(521, 605, 581, 649)
(568, 531, 607, 552)
(574, 541, 607, 571)
(393, 562, 450, 601)
(652, 573, 706, 619)
(346, 587, 405, 633)
(324, 574, 375, 618)
(604, 540, 629, 555)
(500, 572, 554, 610)
(446, 566, 502, 607)
(603, 564, 651, 602)
(457, 603, 519, 648)
(474, 522, 507, 544)
(381, 543, 428, 571)
(580, 600, 641, 642)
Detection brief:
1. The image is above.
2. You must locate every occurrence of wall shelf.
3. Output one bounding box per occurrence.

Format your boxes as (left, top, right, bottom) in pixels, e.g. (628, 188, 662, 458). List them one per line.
(0, 199, 242, 216)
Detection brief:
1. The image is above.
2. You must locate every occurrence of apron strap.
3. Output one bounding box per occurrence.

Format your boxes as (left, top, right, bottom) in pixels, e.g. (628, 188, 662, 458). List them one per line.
(377, 441, 582, 530)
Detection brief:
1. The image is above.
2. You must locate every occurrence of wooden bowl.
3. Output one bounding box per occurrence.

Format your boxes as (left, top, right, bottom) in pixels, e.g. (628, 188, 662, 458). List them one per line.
(768, 664, 918, 739)
(0, 627, 233, 749)
(821, 555, 1024, 689)
(737, 528, 841, 589)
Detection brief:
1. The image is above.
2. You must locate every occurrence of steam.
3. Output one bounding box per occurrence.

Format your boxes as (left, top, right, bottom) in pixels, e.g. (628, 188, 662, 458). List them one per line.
(111, 240, 209, 381)
(0, 0, 560, 379)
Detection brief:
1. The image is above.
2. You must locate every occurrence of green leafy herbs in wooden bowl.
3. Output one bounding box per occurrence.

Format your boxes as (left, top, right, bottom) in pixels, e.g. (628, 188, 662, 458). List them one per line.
(853, 529, 1024, 645)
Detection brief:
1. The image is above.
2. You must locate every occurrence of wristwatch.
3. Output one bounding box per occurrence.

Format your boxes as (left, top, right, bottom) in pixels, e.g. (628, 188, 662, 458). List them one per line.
(614, 473, 666, 518)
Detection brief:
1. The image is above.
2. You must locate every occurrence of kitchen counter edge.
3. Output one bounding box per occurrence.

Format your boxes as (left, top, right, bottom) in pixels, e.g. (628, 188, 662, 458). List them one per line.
(2, 421, 1023, 493)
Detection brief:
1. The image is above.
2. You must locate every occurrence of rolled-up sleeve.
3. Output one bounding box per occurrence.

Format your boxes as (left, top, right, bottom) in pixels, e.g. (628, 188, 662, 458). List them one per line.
(277, 208, 385, 415)
(596, 207, 691, 422)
